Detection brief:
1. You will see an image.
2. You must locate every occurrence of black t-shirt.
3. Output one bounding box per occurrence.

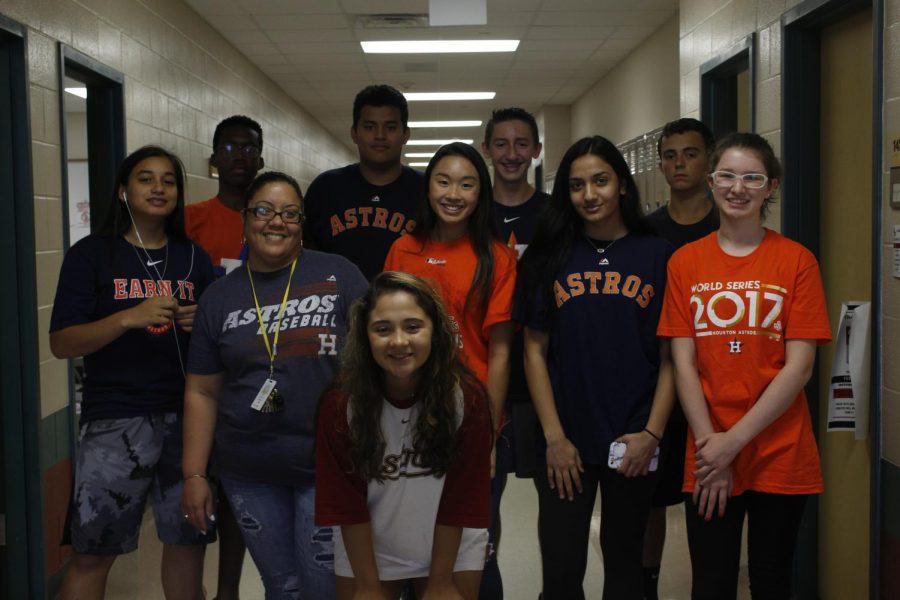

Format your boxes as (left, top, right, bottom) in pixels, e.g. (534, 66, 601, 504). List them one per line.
(646, 201, 719, 429)
(49, 235, 214, 422)
(492, 190, 550, 402)
(646, 203, 719, 249)
(492, 191, 550, 260)
(303, 164, 424, 280)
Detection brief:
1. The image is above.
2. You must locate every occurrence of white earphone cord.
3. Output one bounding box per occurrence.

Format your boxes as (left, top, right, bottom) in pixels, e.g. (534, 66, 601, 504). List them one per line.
(122, 192, 193, 378)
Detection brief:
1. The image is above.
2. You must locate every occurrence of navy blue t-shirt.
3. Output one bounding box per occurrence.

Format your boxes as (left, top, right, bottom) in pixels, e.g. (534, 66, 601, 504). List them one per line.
(520, 233, 673, 464)
(187, 250, 368, 485)
(49, 235, 214, 423)
(303, 164, 423, 280)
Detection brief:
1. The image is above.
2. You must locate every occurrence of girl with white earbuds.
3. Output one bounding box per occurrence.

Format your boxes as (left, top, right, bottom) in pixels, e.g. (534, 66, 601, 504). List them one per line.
(50, 145, 214, 600)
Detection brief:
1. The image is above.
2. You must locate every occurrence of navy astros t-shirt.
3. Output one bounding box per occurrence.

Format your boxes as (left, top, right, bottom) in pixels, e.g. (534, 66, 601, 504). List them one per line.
(520, 233, 673, 464)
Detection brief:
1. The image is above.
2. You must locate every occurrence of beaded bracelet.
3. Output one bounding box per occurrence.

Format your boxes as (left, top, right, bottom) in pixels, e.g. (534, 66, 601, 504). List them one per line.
(183, 473, 208, 482)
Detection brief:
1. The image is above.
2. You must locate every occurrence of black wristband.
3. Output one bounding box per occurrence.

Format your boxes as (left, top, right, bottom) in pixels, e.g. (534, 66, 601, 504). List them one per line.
(643, 427, 662, 442)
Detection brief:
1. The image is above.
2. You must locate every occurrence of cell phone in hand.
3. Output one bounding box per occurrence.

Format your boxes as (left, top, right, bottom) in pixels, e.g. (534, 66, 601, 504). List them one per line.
(608, 441, 659, 471)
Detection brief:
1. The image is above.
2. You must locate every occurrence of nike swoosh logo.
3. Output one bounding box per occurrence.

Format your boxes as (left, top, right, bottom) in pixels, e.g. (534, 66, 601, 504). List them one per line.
(503, 216, 521, 223)
(147, 259, 164, 266)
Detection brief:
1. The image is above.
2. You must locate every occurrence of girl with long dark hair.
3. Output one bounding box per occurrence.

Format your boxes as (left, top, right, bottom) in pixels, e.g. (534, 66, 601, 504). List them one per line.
(518, 136, 675, 599)
(384, 142, 516, 439)
(50, 145, 215, 599)
(315, 271, 492, 599)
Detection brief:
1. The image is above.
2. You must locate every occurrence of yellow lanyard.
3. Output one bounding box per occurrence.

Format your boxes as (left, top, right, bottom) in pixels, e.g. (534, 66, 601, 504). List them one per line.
(247, 257, 297, 377)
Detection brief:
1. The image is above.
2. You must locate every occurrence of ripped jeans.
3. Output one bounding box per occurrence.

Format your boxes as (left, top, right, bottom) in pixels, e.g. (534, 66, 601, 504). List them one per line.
(219, 477, 335, 600)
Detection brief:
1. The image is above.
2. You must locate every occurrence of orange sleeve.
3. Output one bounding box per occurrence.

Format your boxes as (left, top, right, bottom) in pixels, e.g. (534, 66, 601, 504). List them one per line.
(657, 248, 695, 338)
(481, 244, 517, 338)
(784, 249, 832, 344)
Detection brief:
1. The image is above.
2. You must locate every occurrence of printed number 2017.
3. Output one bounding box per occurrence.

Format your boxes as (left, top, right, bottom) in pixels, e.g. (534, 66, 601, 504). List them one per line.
(691, 290, 783, 330)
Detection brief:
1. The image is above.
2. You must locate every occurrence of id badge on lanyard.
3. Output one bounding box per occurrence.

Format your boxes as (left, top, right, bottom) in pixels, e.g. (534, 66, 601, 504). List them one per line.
(246, 258, 297, 414)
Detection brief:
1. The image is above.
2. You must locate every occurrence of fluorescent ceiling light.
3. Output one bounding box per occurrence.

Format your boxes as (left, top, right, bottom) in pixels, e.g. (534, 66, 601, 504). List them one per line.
(65, 87, 87, 99)
(406, 139, 474, 146)
(409, 162, 430, 167)
(404, 92, 495, 101)
(361, 40, 518, 54)
(409, 120, 482, 128)
(405, 153, 436, 158)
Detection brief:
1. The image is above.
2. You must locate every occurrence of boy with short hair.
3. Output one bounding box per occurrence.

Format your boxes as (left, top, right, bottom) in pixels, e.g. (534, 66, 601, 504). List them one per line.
(480, 107, 550, 599)
(184, 114, 267, 600)
(643, 117, 718, 600)
(186, 115, 265, 277)
(303, 84, 423, 280)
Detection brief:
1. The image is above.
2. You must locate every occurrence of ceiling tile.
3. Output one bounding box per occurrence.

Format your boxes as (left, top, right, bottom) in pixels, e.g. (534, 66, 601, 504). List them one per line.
(253, 14, 352, 30)
(265, 29, 356, 43)
(236, 0, 342, 14)
(485, 11, 537, 27)
(609, 25, 662, 40)
(223, 29, 271, 44)
(185, 0, 246, 17)
(339, 0, 428, 14)
(277, 41, 360, 54)
(235, 42, 281, 56)
(202, 14, 257, 31)
(189, 0, 678, 150)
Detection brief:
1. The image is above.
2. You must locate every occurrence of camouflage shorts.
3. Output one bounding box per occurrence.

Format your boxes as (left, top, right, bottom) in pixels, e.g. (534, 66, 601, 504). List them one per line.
(70, 412, 216, 555)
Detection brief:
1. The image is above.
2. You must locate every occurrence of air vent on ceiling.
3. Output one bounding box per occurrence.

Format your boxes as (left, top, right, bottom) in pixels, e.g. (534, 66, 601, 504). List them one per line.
(357, 14, 429, 29)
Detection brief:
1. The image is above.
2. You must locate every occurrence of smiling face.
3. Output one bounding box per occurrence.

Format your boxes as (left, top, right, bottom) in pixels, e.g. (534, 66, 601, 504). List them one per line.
(243, 181, 304, 271)
(482, 119, 542, 185)
(710, 147, 779, 224)
(568, 153, 626, 238)
(119, 156, 178, 223)
(351, 105, 410, 169)
(658, 130, 709, 194)
(367, 290, 434, 398)
(428, 154, 481, 241)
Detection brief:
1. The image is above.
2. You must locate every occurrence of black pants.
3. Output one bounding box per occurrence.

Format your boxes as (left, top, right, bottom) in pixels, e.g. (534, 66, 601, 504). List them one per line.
(685, 491, 808, 600)
(535, 461, 657, 600)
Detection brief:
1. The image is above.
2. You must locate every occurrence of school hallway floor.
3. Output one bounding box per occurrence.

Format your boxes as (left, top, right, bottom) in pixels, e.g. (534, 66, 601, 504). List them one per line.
(102, 477, 750, 599)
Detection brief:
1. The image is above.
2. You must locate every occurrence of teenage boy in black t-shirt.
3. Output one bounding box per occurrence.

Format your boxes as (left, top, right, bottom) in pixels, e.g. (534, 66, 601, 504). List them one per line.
(643, 117, 717, 600)
(480, 107, 549, 599)
(303, 84, 423, 280)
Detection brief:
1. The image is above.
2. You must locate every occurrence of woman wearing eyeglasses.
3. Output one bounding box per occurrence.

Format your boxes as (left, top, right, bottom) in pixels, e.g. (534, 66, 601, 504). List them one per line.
(657, 133, 831, 599)
(181, 171, 368, 599)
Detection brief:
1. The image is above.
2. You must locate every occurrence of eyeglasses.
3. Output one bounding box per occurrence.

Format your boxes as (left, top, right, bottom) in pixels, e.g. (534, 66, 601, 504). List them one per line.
(245, 206, 305, 224)
(710, 171, 769, 189)
(219, 142, 261, 157)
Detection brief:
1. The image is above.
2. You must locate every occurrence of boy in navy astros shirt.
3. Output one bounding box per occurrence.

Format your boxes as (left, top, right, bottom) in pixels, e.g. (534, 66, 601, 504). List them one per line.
(303, 84, 423, 280)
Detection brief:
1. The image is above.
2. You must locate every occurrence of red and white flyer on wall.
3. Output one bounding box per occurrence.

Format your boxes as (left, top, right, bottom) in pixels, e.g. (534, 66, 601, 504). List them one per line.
(827, 301, 871, 439)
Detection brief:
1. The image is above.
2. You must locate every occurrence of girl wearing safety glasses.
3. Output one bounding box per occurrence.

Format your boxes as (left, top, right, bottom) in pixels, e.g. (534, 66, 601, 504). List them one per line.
(658, 133, 832, 599)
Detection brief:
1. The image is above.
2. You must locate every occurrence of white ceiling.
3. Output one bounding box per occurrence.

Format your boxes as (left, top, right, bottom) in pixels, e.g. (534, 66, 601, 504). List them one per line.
(184, 0, 677, 157)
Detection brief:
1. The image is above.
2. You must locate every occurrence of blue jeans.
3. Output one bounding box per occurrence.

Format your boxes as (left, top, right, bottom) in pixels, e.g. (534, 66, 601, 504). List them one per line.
(219, 477, 335, 600)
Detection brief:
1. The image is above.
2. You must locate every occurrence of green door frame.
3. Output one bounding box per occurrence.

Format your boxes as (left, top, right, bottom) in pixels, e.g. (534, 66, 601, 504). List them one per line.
(0, 14, 45, 600)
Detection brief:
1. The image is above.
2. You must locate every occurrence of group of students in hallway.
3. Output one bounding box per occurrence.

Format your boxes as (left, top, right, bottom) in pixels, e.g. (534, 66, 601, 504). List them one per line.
(49, 83, 832, 600)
